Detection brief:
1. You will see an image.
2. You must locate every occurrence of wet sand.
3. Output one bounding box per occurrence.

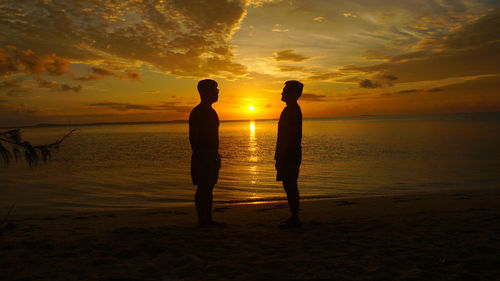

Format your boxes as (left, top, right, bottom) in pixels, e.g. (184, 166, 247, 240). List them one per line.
(1, 188, 499, 280)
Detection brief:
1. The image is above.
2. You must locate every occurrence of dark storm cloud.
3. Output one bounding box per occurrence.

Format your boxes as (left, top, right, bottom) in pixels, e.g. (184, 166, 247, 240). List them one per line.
(0, 0, 248, 78)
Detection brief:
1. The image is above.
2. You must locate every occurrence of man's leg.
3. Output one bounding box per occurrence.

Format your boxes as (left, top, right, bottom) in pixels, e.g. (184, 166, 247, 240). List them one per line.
(195, 184, 213, 225)
(283, 179, 300, 222)
(207, 185, 214, 222)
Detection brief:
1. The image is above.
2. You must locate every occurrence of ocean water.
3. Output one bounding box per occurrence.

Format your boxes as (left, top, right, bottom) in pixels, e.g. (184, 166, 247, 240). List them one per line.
(1, 112, 499, 213)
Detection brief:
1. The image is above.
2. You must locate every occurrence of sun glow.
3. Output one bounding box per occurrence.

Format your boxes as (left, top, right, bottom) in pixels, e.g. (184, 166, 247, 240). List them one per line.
(249, 105, 255, 111)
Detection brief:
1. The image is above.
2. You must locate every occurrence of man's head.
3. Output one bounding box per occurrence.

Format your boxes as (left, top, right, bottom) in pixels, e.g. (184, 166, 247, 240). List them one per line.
(197, 79, 219, 104)
(281, 80, 303, 103)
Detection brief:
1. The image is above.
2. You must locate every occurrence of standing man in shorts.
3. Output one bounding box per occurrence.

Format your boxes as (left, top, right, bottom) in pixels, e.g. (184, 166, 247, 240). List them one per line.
(275, 80, 303, 228)
(189, 79, 224, 227)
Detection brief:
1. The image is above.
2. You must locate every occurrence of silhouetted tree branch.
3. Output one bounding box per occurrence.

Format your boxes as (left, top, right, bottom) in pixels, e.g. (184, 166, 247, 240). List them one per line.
(0, 204, 15, 235)
(0, 128, 78, 168)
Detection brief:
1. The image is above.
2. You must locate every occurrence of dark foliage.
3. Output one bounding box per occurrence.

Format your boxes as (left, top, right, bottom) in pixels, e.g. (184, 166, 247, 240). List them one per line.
(0, 128, 78, 168)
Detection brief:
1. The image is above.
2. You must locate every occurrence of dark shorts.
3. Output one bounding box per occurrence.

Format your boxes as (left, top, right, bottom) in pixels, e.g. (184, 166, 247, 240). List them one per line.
(191, 153, 221, 186)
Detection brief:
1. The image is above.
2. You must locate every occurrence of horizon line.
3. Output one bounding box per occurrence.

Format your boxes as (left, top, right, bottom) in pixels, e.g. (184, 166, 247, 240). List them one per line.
(1, 110, 499, 129)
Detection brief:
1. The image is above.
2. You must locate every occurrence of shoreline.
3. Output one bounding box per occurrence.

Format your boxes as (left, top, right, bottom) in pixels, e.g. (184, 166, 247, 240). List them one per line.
(4, 185, 498, 220)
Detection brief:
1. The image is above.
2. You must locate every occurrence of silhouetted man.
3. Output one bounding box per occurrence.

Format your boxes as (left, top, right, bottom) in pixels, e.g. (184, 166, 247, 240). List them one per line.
(189, 79, 224, 227)
(275, 80, 303, 228)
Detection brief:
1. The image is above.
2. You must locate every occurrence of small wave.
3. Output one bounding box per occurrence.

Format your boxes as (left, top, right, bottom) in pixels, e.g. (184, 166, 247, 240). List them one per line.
(215, 194, 342, 205)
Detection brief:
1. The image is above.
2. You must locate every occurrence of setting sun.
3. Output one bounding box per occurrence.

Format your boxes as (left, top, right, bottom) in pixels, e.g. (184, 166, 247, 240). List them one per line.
(249, 105, 255, 111)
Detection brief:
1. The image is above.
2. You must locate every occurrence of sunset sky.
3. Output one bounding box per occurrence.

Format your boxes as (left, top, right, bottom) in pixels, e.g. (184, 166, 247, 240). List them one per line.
(1, 0, 499, 126)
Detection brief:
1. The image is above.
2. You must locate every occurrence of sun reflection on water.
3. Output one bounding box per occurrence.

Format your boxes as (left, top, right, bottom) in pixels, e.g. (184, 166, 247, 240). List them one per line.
(249, 122, 256, 137)
(249, 121, 258, 162)
(249, 121, 259, 186)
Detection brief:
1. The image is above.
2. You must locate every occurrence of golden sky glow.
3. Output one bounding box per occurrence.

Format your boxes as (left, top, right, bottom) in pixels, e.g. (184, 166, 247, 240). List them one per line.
(0, 0, 499, 126)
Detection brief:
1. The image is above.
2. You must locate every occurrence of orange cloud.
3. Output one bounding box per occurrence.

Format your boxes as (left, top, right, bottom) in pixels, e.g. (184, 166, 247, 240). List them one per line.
(359, 73, 398, 88)
(275, 50, 310, 62)
(89, 101, 192, 113)
(344, 10, 500, 83)
(37, 77, 82, 93)
(0, 47, 82, 93)
(0, 0, 248, 78)
(75, 67, 140, 81)
(0, 47, 70, 76)
(1, 79, 22, 89)
(301, 93, 327, 102)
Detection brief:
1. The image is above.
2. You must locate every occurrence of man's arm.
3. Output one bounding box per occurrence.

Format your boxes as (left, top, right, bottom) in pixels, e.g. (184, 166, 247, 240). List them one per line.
(189, 112, 201, 153)
(275, 109, 299, 163)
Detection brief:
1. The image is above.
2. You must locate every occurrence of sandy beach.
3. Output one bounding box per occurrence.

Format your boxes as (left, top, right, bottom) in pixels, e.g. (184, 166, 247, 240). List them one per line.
(1, 188, 499, 281)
